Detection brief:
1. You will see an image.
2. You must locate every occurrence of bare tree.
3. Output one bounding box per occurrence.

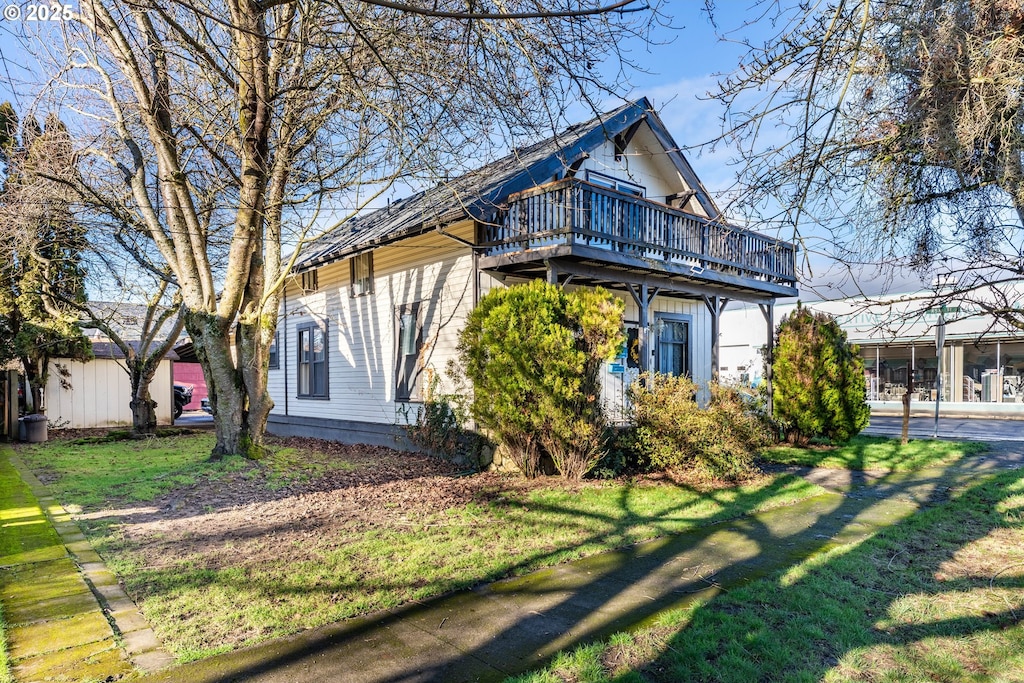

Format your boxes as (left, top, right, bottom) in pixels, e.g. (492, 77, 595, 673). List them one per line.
(76, 273, 186, 435)
(707, 0, 1024, 324)
(20, 0, 664, 457)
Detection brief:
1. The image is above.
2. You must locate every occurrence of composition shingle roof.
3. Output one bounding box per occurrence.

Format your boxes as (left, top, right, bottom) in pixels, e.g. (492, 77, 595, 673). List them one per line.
(295, 97, 717, 272)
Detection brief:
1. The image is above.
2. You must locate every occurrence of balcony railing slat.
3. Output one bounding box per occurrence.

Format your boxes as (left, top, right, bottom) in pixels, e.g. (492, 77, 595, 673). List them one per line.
(485, 178, 796, 286)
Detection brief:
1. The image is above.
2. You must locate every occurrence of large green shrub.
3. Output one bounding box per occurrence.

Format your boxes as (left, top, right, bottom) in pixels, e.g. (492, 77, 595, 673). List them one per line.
(456, 280, 623, 479)
(773, 304, 870, 443)
(628, 374, 771, 480)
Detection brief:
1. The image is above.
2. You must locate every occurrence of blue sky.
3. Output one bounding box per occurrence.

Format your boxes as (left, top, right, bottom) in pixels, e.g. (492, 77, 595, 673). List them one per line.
(0, 3, 742, 186)
(0, 3, 925, 298)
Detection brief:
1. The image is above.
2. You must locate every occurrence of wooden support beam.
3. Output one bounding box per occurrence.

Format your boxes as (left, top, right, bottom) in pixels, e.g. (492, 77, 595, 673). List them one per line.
(627, 284, 660, 373)
(759, 303, 775, 414)
(545, 259, 559, 286)
(703, 295, 730, 382)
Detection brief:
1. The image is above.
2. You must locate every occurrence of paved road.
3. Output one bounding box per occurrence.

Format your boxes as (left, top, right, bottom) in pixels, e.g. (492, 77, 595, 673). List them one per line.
(864, 415, 1024, 442)
(174, 411, 213, 427)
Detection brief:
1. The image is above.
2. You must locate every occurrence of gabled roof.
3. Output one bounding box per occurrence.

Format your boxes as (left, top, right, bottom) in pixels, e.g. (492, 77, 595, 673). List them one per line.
(90, 340, 180, 361)
(296, 97, 720, 271)
(81, 301, 181, 343)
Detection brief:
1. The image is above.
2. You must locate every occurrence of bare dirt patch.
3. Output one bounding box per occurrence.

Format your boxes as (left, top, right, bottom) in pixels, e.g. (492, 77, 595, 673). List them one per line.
(85, 436, 598, 572)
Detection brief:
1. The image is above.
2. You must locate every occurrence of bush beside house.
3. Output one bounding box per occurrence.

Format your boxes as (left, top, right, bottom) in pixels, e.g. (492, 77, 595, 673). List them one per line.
(456, 281, 623, 479)
(628, 374, 772, 480)
(773, 304, 870, 444)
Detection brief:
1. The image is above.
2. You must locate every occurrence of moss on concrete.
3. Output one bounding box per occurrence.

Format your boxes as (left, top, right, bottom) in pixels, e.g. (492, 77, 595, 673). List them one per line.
(0, 445, 133, 682)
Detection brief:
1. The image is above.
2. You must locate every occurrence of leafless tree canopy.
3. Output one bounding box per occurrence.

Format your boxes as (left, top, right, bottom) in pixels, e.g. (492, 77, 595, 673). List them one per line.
(22, 0, 663, 454)
(709, 0, 1024, 326)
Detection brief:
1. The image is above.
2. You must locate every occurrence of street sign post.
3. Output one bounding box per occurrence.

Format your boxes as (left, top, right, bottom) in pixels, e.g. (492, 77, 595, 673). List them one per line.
(934, 307, 946, 438)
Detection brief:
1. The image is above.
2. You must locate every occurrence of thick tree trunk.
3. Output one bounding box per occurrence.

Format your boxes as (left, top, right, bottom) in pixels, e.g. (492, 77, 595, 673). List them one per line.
(130, 395, 158, 434)
(129, 359, 161, 435)
(186, 309, 268, 459)
(21, 355, 45, 414)
(238, 317, 275, 454)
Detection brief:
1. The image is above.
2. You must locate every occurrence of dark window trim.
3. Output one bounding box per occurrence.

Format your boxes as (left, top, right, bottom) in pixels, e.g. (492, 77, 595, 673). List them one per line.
(268, 329, 280, 370)
(654, 313, 693, 378)
(296, 322, 329, 399)
(395, 302, 422, 403)
(350, 252, 374, 297)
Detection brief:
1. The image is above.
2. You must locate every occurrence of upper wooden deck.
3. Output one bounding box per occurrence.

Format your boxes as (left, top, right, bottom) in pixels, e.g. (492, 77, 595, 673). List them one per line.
(479, 178, 797, 300)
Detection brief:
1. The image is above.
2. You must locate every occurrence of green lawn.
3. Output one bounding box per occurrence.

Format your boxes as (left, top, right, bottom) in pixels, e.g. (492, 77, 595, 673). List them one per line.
(18, 433, 828, 662)
(762, 434, 987, 472)
(16, 433, 244, 509)
(512, 442, 1024, 682)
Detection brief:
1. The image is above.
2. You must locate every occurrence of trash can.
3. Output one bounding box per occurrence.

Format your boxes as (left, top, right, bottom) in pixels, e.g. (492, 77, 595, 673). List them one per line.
(22, 414, 47, 443)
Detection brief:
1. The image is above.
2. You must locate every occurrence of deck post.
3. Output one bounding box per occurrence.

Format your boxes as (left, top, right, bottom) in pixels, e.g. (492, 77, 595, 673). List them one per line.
(703, 295, 730, 382)
(638, 284, 650, 373)
(628, 284, 660, 374)
(759, 303, 775, 415)
(545, 259, 559, 286)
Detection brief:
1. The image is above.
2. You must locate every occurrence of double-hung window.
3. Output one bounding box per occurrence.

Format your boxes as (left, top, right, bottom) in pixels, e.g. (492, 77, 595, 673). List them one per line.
(395, 303, 422, 401)
(351, 252, 373, 297)
(297, 323, 328, 398)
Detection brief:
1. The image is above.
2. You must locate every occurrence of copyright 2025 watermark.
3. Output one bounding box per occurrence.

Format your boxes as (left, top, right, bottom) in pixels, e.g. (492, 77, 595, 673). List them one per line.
(2, 3, 75, 22)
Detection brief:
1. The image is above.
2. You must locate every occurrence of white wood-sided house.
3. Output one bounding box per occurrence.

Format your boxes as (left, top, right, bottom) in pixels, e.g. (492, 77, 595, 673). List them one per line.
(266, 98, 798, 447)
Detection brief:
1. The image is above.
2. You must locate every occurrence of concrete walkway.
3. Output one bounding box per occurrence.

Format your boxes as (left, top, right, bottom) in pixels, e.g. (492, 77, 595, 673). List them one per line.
(136, 449, 1022, 683)
(0, 445, 173, 681)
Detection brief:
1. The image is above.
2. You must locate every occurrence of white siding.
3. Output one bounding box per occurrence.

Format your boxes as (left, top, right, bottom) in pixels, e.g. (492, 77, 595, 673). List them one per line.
(270, 222, 477, 426)
(272, 255, 715, 428)
(44, 358, 174, 428)
(601, 294, 711, 420)
(577, 123, 706, 215)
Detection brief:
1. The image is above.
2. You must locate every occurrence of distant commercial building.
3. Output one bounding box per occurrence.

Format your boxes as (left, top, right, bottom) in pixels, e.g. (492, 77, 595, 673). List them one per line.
(720, 290, 1024, 418)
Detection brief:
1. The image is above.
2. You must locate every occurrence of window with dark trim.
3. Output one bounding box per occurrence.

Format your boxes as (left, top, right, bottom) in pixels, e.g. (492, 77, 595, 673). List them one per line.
(655, 315, 691, 378)
(300, 269, 319, 293)
(297, 323, 328, 398)
(395, 303, 422, 401)
(268, 330, 280, 370)
(350, 252, 373, 297)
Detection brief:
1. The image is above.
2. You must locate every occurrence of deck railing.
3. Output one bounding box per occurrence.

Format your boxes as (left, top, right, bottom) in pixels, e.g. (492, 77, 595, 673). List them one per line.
(482, 179, 796, 285)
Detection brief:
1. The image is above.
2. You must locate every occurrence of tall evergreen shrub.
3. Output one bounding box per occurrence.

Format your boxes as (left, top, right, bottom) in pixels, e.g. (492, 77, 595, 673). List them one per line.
(456, 280, 623, 479)
(773, 304, 869, 443)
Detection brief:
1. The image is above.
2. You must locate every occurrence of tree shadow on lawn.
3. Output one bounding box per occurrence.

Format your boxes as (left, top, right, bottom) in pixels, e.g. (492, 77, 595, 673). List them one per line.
(115, 467, 831, 668)
(137, 453, 980, 681)
(628, 465, 1024, 682)
(120, 468, 816, 609)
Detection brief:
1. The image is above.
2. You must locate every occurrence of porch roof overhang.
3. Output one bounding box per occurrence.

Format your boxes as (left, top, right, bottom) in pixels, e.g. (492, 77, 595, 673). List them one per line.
(479, 246, 798, 304)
